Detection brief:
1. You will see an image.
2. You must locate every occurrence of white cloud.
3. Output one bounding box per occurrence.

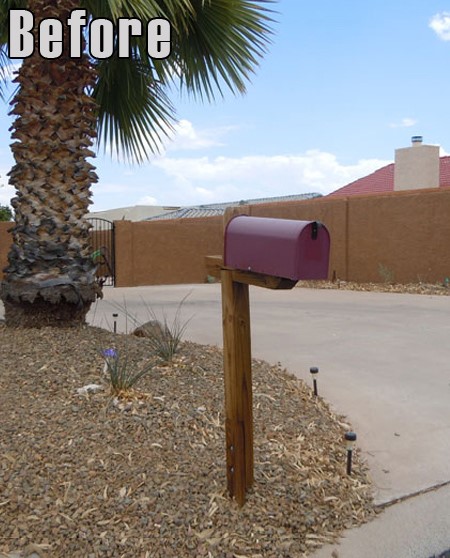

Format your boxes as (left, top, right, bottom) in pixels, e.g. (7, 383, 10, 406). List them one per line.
(103, 118, 236, 163)
(165, 119, 236, 152)
(0, 166, 14, 207)
(137, 195, 158, 205)
(389, 117, 417, 128)
(429, 12, 450, 41)
(151, 150, 391, 204)
(0, 185, 14, 207)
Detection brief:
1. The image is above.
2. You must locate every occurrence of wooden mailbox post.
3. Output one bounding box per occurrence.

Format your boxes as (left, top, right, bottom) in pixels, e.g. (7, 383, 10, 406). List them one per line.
(206, 215, 331, 506)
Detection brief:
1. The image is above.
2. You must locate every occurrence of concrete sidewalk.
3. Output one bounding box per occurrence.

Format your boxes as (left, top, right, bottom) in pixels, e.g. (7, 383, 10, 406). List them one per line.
(2, 284, 450, 556)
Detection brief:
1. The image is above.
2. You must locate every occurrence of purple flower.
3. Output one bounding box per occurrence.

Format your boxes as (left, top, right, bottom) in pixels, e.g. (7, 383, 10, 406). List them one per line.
(103, 348, 117, 359)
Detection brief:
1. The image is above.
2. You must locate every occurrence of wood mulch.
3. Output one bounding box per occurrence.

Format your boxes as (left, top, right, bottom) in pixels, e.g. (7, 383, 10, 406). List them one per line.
(0, 324, 376, 557)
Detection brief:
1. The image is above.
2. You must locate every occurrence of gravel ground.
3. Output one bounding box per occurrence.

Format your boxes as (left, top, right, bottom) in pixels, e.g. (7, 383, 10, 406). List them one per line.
(298, 280, 450, 296)
(0, 324, 376, 557)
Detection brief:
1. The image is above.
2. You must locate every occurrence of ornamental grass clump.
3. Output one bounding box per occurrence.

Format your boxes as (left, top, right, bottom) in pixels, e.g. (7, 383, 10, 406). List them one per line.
(144, 296, 191, 363)
(142, 306, 189, 363)
(113, 293, 192, 363)
(101, 347, 153, 396)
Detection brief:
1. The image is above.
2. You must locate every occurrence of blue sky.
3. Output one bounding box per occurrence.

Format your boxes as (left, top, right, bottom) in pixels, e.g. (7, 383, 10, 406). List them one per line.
(2, 0, 450, 210)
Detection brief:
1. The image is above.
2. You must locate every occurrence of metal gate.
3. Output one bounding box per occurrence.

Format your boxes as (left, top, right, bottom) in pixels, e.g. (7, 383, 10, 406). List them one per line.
(87, 217, 115, 287)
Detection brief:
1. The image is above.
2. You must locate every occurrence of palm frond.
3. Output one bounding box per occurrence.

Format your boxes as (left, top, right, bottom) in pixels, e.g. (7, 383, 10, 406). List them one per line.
(93, 51, 175, 163)
(169, 0, 275, 101)
(82, 0, 194, 21)
(0, 45, 9, 100)
(0, 0, 27, 97)
(0, 2, 12, 98)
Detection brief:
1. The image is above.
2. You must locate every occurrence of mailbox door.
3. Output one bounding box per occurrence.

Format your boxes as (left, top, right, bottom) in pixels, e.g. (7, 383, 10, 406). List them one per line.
(296, 223, 330, 280)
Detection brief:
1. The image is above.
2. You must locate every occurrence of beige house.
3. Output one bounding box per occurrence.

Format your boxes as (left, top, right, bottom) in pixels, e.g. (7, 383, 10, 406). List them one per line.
(86, 204, 179, 222)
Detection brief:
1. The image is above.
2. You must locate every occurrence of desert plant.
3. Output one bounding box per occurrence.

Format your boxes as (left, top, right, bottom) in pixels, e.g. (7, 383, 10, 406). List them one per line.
(135, 295, 192, 362)
(378, 263, 395, 284)
(101, 347, 153, 396)
(112, 294, 192, 363)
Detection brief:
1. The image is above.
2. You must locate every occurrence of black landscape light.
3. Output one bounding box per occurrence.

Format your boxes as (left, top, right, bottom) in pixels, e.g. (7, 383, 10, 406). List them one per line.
(345, 431, 357, 475)
(310, 366, 319, 397)
(112, 313, 118, 333)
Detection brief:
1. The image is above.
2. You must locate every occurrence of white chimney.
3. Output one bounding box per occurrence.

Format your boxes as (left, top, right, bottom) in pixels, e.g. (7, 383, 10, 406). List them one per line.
(394, 136, 440, 191)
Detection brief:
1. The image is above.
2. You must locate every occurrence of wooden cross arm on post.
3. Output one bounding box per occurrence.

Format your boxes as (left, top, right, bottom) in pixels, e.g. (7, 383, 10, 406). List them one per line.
(205, 255, 297, 290)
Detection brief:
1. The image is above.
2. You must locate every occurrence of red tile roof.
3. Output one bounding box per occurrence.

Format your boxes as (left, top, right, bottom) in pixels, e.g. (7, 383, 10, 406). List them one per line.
(328, 155, 450, 197)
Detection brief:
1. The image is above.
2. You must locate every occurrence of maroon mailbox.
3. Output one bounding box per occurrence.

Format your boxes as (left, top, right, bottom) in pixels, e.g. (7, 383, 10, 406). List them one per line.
(224, 216, 330, 281)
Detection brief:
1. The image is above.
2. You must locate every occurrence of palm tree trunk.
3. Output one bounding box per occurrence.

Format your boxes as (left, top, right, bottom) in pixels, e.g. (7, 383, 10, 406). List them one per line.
(0, 0, 101, 327)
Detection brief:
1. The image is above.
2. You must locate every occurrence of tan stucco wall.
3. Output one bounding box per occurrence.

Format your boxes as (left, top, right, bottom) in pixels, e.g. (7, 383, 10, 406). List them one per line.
(0, 221, 12, 277)
(114, 217, 223, 287)
(346, 187, 450, 283)
(2, 189, 450, 286)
